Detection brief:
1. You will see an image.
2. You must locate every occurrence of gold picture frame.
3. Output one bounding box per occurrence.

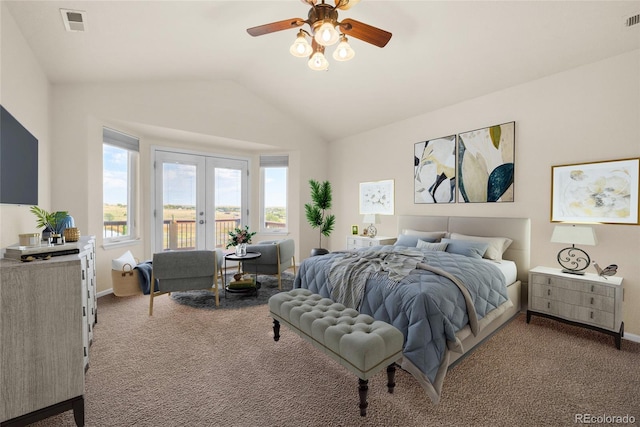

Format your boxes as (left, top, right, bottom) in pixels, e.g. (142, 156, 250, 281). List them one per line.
(551, 157, 639, 224)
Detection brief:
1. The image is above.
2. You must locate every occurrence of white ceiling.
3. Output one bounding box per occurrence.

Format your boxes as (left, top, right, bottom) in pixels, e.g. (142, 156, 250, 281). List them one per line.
(4, 1, 640, 142)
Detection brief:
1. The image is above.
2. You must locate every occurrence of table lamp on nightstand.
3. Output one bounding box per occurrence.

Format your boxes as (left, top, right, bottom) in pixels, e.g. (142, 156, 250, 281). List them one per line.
(362, 214, 380, 238)
(550, 225, 597, 275)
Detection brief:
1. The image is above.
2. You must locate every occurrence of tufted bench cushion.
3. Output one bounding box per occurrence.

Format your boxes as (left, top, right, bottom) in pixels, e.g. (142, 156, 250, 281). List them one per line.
(268, 288, 404, 416)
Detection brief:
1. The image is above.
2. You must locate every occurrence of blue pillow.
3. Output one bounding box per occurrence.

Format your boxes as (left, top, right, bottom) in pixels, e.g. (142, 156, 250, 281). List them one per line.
(441, 238, 489, 259)
(394, 234, 437, 247)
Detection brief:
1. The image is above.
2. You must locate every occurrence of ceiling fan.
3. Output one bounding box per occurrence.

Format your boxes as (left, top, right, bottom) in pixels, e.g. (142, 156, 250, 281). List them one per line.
(246, 0, 392, 71)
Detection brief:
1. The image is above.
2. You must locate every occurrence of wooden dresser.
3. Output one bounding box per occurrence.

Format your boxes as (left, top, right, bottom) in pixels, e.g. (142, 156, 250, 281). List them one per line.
(0, 236, 95, 427)
(527, 266, 624, 349)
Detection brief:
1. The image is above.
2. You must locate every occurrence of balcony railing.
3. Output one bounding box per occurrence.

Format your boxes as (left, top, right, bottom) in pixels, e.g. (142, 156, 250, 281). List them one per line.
(103, 219, 285, 250)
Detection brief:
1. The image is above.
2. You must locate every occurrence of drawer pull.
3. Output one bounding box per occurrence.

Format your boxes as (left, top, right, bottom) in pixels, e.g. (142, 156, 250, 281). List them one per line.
(590, 297, 594, 305)
(591, 285, 594, 292)
(590, 311, 594, 319)
(547, 302, 551, 309)
(547, 278, 551, 285)
(547, 289, 551, 296)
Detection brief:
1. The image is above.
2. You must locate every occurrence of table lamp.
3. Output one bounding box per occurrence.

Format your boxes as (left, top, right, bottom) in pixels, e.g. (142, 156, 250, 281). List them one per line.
(362, 214, 380, 238)
(550, 225, 597, 275)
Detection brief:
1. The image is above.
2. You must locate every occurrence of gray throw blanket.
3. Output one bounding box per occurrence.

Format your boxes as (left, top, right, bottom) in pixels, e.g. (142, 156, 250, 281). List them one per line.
(329, 248, 424, 308)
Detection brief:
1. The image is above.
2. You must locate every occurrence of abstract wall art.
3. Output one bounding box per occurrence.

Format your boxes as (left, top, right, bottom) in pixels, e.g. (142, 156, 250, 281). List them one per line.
(457, 122, 515, 203)
(359, 179, 394, 215)
(551, 158, 639, 224)
(414, 135, 456, 204)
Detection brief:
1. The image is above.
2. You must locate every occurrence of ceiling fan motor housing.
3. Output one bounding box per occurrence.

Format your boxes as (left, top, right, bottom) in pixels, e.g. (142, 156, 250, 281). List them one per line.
(308, 3, 339, 34)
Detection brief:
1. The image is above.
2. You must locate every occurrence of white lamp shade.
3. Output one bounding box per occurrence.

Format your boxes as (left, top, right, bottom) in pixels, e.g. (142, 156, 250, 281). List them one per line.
(314, 21, 340, 46)
(290, 33, 312, 58)
(551, 225, 597, 246)
(308, 51, 329, 71)
(362, 214, 380, 224)
(332, 38, 355, 61)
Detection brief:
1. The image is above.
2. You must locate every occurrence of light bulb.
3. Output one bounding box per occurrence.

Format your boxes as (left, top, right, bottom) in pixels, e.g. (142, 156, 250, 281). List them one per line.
(308, 51, 329, 71)
(289, 32, 312, 58)
(332, 37, 355, 61)
(314, 21, 339, 46)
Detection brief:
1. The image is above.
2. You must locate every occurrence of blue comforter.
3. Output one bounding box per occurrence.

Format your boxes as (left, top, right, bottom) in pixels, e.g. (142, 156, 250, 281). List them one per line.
(293, 246, 509, 402)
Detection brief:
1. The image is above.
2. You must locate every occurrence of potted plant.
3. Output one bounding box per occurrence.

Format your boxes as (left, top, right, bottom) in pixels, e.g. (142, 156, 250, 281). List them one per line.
(226, 225, 256, 257)
(304, 179, 335, 256)
(30, 206, 70, 243)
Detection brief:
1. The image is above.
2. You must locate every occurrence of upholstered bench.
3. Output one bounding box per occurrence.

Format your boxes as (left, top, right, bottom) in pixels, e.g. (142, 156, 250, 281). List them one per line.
(268, 288, 404, 416)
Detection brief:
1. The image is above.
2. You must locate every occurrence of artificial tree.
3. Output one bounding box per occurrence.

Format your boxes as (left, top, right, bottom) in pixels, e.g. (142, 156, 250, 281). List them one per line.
(304, 179, 335, 256)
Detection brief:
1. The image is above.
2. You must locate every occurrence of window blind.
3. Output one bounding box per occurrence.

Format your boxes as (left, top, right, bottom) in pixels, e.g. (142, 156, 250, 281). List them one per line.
(103, 127, 139, 152)
(259, 155, 288, 168)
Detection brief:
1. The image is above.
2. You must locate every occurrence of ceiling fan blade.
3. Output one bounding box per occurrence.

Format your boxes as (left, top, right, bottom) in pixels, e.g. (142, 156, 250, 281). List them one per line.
(339, 18, 392, 47)
(335, 0, 360, 10)
(247, 18, 305, 37)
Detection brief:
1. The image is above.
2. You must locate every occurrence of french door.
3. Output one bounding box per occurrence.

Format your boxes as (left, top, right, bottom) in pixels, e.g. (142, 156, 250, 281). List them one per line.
(153, 149, 249, 253)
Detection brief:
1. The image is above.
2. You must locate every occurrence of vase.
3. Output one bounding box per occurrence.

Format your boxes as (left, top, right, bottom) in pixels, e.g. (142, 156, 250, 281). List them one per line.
(235, 243, 247, 257)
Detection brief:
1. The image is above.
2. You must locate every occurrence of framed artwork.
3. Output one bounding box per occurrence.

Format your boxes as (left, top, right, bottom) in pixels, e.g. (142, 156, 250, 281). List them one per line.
(414, 135, 456, 203)
(551, 158, 639, 224)
(457, 121, 515, 203)
(359, 179, 394, 215)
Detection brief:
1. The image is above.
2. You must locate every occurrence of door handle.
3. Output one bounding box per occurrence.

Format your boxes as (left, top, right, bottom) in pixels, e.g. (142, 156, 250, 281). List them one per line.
(199, 220, 205, 224)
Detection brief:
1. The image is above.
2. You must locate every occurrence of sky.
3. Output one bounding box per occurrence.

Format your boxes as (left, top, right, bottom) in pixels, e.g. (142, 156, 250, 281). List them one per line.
(103, 146, 286, 208)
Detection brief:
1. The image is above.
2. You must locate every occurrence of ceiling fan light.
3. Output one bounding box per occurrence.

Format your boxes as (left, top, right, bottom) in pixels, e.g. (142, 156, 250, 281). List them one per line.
(290, 32, 312, 57)
(314, 21, 340, 46)
(308, 51, 329, 71)
(332, 37, 355, 61)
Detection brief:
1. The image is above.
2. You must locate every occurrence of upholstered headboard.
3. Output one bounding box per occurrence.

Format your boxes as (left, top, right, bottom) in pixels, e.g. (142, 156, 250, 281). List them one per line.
(397, 215, 531, 283)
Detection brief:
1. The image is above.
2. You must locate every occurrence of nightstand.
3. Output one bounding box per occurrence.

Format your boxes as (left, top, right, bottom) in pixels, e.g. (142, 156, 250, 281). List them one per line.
(346, 235, 396, 250)
(527, 266, 624, 349)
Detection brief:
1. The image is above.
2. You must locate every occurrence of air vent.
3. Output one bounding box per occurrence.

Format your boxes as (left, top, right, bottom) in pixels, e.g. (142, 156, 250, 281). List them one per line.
(60, 8, 87, 32)
(624, 13, 640, 28)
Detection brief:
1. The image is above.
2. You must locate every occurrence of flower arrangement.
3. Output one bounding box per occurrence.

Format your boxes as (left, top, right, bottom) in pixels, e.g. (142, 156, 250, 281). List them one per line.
(225, 225, 256, 249)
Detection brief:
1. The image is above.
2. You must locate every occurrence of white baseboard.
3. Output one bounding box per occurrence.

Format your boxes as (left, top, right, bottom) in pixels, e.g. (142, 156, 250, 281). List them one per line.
(624, 331, 640, 344)
(97, 289, 114, 298)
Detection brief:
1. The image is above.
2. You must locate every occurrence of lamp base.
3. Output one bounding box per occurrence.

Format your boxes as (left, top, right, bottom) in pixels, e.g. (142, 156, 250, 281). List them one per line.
(560, 268, 586, 275)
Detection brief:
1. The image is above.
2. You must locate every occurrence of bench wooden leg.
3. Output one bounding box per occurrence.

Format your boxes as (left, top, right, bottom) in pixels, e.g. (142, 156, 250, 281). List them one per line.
(272, 319, 280, 342)
(358, 378, 369, 416)
(387, 363, 397, 394)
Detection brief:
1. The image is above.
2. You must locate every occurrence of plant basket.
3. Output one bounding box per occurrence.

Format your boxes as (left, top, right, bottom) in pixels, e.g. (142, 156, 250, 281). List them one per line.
(111, 263, 143, 296)
(64, 227, 80, 242)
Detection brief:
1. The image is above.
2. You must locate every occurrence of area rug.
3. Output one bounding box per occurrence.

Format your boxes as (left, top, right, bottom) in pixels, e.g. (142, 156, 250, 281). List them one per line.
(170, 271, 295, 310)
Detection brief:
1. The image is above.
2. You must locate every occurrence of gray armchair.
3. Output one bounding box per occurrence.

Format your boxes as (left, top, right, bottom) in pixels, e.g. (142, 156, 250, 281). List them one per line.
(242, 239, 296, 290)
(149, 249, 224, 315)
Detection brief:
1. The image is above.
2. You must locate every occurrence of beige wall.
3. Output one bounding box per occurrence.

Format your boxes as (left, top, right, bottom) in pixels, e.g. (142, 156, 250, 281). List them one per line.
(327, 50, 640, 335)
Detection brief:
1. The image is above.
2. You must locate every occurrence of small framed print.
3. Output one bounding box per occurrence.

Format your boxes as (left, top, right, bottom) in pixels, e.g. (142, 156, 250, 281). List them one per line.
(351, 225, 359, 235)
(359, 179, 394, 215)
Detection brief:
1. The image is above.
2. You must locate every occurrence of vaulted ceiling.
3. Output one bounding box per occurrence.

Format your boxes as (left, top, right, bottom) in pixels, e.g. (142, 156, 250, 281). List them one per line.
(5, 1, 639, 141)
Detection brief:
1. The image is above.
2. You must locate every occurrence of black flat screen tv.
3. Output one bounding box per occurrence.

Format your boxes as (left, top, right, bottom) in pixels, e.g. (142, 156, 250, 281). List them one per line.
(0, 105, 38, 205)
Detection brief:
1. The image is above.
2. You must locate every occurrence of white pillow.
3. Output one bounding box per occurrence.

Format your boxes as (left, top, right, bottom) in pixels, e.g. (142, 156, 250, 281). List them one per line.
(401, 229, 448, 241)
(112, 250, 137, 270)
(449, 233, 513, 261)
(416, 240, 448, 251)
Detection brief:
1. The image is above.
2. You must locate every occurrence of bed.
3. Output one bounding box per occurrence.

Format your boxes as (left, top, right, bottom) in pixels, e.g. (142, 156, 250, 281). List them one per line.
(293, 215, 530, 403)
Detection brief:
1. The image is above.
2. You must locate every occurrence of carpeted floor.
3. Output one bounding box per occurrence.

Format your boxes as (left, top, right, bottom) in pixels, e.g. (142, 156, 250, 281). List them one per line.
(30, 280, 639, 427)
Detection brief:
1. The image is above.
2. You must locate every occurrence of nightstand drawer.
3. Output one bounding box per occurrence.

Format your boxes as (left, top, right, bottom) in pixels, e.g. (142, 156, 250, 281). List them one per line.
(531, 283, 614, 313)
(530, 273, 614, 298)
(530, 297, 614, 329)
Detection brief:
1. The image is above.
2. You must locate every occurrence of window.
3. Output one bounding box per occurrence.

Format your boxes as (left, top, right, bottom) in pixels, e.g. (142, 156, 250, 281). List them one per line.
(103, 127, 139, 243)
(260, 155, 288, 233)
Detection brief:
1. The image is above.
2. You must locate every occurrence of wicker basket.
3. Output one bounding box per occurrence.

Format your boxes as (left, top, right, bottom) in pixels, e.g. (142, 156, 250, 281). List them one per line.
(111, 263, 143, 296)
(64, 227, 80, 242)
